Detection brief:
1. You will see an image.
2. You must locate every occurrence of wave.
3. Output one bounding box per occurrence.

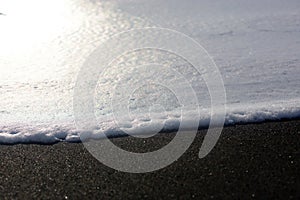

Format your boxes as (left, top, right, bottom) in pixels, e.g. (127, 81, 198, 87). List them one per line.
(0, 100, 299, 144)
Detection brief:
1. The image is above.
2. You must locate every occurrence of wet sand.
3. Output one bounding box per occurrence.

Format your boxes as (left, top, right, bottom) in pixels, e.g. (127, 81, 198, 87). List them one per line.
(0, 120, 299, 199)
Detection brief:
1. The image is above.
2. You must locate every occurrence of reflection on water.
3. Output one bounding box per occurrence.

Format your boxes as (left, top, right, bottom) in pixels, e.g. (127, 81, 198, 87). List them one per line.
(0, 0, 150, 123)
(0, 0, 96, 83)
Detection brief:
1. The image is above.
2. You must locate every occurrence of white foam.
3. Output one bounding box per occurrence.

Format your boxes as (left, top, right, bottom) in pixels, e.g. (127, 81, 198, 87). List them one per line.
(0, 99, 299, 144)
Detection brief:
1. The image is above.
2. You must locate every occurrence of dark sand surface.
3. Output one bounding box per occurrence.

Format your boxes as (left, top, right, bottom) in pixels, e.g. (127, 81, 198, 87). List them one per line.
(0, 120, 299, 199)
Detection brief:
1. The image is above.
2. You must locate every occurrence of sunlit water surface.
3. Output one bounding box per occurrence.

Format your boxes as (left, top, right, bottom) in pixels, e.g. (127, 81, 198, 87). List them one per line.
(0, 0, 299, 143)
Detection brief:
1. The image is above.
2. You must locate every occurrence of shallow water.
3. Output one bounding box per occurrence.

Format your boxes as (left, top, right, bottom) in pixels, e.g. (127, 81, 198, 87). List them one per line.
(0, 0, 299, 143)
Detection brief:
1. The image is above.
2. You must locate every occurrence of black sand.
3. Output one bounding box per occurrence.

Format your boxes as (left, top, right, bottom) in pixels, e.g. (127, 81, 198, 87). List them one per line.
(0, 120, 299, 199)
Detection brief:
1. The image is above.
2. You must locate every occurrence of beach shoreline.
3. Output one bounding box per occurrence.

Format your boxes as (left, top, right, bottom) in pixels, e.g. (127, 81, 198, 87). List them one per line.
(0, 119, 299, 199)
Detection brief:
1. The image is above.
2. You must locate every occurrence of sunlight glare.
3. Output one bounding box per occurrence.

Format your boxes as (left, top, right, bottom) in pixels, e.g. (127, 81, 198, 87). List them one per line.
(0, 0, 77, 54)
